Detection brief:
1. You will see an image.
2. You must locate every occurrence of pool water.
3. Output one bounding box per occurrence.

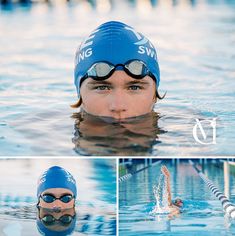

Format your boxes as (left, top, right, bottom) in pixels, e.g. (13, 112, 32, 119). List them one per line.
(0, 1, 235, 156)
(0, 159, 116, 235)
(119, 159, 235, 235)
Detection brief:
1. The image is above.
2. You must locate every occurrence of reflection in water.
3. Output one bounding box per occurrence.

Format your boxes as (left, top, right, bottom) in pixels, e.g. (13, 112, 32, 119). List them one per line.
(37, 207, 76, 236)
(0, 202, 116, 235)
(72, 111, 166, 156)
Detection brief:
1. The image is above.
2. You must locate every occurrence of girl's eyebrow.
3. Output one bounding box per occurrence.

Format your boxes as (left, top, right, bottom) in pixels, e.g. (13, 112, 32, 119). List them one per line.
(42, 192, 72, 196)
(126, 81, 150, 85)
(86, 80, 150, 86)
(87, 81, 112, 85)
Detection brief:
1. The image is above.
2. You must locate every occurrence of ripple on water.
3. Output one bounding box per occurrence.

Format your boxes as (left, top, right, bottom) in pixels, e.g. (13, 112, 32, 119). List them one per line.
(0, 2, 235, 155)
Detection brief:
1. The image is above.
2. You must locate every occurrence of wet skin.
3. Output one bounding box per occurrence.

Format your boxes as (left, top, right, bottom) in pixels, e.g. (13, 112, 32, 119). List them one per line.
(80, 70, 156, 120)
(161, 166, 183, 218)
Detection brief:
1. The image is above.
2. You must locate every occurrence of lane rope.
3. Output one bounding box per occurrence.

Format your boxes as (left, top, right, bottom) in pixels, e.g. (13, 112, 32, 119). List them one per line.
(119, 160, 161, 183)
(189, 160, 235, 219)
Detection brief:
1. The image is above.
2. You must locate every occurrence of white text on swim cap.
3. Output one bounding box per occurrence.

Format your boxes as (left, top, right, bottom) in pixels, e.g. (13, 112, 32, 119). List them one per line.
(38, 172, 47, 185)
(125, 26, 157, 60)
(138, 46, 157, 61)
(77, 29, 100, 63)
(65, 170, 76, 185)
(77, 48, 92, 63)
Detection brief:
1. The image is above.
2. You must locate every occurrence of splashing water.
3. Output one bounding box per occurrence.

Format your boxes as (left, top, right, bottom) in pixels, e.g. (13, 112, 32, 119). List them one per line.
(151, 173, 170, 215)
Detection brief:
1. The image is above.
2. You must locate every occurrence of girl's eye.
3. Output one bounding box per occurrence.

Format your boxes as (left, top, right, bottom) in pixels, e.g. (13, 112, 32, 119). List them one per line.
(94, 86, 111, 91)
(129, 85, 142, 90)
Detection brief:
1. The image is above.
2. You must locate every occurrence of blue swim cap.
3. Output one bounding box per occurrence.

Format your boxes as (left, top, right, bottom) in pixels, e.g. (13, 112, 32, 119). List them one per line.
(74, 21, 160, 97)
(37, 166, 77, 198)
(36, 215, 76, 236)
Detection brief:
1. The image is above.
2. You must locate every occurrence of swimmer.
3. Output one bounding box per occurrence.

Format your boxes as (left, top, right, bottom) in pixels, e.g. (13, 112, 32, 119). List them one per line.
(37, 166, 77, 210)
(36, 166, 77, 235)
(161, 165, 183, 217)
(72, 21, 164, 120)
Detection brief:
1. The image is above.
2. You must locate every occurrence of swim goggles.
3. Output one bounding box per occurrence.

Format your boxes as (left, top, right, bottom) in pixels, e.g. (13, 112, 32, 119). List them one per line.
(40, 194, 74, 203)
(174, 199, 183, 206)
(80, 60, 156, 84)
(41, 214, 75, 226)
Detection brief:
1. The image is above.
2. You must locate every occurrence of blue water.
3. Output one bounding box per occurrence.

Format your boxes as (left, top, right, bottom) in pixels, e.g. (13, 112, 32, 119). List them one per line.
(0, 159, 116, 235)
(119, 159, 235, 235)
(0, 1, 235, 155)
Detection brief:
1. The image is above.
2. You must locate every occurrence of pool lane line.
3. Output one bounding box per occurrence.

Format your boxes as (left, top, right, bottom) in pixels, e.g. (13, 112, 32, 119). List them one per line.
(189, 160, 235, 219)
(119, 160, 162, 182)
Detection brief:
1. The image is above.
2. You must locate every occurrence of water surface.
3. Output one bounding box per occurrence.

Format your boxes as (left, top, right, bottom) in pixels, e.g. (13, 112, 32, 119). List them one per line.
(119, 159, 235, 235)
(0, 1, 235, 155)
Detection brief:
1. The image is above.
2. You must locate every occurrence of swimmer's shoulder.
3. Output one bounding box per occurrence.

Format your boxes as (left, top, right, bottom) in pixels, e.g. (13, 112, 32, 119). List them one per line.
(167, 206, 181, 219)
(169, 205, 180, 214)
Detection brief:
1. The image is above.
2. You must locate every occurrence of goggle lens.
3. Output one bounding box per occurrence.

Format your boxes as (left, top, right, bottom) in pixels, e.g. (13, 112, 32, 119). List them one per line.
(60, 215, 73, 224)
(41, 194, 55, 203)
(125, 60, 144, 76)
(60, 195, 73, 203)
(42, 215, 54, 225)
(95, 62, 113, 77)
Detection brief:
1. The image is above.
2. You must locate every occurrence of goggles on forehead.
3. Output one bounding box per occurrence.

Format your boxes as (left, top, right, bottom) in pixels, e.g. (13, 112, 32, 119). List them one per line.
(40, 194, 74, 203)
(80, 60, 156, 85)
(41, 214, 75, 226)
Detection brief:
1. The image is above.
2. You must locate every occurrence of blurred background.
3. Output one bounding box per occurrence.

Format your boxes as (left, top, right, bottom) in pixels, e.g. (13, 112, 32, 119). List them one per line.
(1, 0, 235, 9)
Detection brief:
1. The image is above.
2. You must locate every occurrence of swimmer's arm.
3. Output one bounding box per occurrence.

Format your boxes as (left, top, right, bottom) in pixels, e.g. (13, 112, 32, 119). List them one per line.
(166, 174, 172, 206)
(161, 166, 172, 206)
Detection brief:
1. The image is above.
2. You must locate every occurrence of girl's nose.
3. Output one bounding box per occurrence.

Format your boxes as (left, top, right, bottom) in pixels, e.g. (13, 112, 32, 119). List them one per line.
(108, 90, 128, 118)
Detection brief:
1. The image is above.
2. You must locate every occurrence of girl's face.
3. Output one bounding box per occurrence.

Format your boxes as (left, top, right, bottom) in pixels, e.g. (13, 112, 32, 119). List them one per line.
(80, 71, 156, 120)
(38, 188, 75, 210)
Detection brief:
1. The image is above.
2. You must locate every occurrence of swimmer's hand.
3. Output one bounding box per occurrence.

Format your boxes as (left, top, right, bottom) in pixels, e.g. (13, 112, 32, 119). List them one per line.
(161, 165, 170, 178)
